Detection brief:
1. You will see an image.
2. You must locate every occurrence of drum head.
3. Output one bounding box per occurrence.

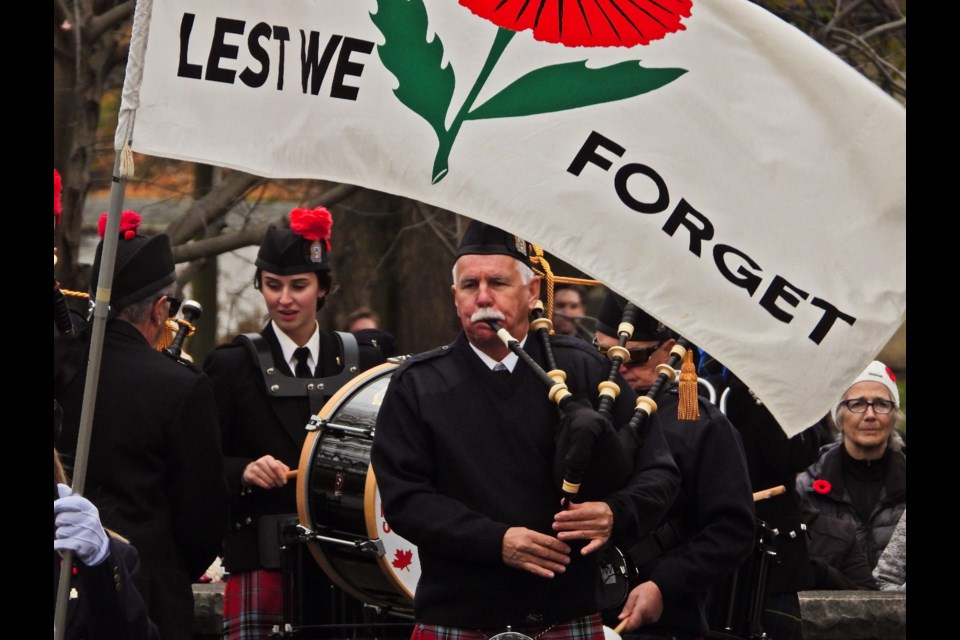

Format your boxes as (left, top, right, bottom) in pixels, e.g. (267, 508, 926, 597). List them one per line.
(296, 362, 421, 610)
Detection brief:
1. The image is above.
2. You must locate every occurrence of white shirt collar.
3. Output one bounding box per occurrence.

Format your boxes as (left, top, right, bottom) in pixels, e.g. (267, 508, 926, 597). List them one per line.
(469, 334, 527, 372)
(271, 320, 321, 375)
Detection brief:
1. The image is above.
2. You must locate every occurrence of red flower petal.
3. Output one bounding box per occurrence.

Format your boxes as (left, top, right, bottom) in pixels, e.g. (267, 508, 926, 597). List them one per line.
(459, 0, 693, 48)
(885, 366, 896, 383)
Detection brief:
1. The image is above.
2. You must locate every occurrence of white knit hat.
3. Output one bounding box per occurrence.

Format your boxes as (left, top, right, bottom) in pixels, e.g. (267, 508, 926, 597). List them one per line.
(834, 360, 900, 422)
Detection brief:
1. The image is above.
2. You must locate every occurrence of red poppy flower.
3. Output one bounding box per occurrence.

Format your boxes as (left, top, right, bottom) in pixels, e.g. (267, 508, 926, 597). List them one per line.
(98, 211, 142, 240)
(290, 206, 333, 249)
(885, 366, 896, 383)
(459, 0, 693, 48)
(813, 479, 831, 495)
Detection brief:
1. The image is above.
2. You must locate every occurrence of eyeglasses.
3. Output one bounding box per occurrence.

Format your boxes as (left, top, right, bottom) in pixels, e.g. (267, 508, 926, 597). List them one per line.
(592, 339, 664, 367)
(839, 398, 895, 415)
(165, 296, 182, 318)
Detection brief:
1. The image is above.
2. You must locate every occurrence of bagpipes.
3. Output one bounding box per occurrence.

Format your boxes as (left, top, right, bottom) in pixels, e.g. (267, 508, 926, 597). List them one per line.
(484, 306, 634, 506)
(486, 282, 701, 505)
(159, 300, 202, 359)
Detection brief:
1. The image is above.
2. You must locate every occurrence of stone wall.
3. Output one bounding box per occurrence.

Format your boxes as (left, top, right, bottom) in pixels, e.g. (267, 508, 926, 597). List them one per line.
(191, 585, 906, 640)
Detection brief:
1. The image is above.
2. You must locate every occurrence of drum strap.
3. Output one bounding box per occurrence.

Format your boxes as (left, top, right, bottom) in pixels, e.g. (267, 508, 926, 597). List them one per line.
(626, 517, 690, 570)
(236, 331, 361, 414)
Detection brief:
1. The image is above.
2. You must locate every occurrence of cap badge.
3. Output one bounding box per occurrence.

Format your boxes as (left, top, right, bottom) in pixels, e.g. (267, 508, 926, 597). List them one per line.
(309, 241, 324, 263)
(514, 235, 527, 255)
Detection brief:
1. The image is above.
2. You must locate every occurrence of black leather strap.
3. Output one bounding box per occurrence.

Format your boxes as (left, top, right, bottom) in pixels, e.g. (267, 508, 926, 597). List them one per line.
(235, 331, 361, 413)
(627, 518, 689, 568)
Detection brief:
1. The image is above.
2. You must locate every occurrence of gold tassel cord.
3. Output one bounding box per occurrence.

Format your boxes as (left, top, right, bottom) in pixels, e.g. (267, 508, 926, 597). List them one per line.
(58, 288, 195, 353)
(528, 243, 602, 332)
(677, 348, 700, 421)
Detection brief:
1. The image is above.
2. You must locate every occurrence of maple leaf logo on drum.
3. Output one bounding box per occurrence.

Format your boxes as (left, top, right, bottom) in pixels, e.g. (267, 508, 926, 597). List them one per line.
(370, 0, 691, 184)
(392, 548, 414, 571)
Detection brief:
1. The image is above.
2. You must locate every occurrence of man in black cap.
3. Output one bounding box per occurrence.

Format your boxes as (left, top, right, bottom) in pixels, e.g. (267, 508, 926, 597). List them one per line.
(202, 206, 386, 639)
(370, 220, 680, 640)
(593, 292, 755, 640)
(54, 212, 229, 640)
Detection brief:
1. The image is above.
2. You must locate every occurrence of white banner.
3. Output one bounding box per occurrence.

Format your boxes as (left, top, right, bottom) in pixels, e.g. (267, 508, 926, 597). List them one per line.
(125, 0, 906, 436)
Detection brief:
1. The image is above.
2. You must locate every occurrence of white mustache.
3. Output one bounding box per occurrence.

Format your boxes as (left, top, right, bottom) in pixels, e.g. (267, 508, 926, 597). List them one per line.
(471, 309, 506, 323)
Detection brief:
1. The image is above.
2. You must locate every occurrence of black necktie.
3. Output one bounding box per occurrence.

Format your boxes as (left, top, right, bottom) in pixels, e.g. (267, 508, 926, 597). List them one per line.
(294, 346, 312, 378)
(493, 363, 509, 379)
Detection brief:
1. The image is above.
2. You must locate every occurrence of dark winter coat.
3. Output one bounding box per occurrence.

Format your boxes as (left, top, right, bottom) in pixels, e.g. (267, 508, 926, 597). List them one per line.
(796, 442, 906, 570)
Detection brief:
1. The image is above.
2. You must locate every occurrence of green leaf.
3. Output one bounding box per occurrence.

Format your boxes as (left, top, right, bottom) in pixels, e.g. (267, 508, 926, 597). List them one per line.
(466, 61, 687, 121)
(370, 0, 455, 140)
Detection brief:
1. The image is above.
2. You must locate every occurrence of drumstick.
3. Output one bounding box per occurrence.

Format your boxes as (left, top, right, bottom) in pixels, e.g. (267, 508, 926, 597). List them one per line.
(285, 470, 298, 480)
(752, 485, 786, 502)
(613, 620, 629, 635)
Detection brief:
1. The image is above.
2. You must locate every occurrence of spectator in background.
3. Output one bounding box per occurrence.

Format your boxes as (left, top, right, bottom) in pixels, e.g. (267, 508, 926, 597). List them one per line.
(797, 360, 906, 571)
(346, 306, 400, 357)
(551, 283, 589, 340)
(873, 509, 906, 592)
(346, 306, 380, 332)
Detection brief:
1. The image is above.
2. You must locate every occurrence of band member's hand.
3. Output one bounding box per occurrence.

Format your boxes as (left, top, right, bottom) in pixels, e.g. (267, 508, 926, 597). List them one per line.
(242, 455, 290, 490)
(552, 501, 613, 555)
(502, 527, 571, 578)
(618, 580, 664, 631)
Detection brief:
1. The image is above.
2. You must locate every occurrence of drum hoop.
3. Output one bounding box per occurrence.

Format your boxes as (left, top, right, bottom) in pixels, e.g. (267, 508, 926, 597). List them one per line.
(364, 463, 416, 599)
(295, 361, 400, 606)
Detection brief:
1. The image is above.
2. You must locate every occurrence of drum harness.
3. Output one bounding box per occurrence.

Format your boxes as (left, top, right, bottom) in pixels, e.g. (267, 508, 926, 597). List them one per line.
(235, 331, 386, 558)
(236, 330, 361, 415)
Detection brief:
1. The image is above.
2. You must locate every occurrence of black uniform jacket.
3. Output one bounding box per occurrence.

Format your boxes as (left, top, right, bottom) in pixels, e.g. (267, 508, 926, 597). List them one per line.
(54, 537, 161, 640)
(722, 378, 822, 594)
(371, 333, 680, 627)
(202, 323, 385, 572)
(626, 388, 756, 637)
(54, 320, 229, 640)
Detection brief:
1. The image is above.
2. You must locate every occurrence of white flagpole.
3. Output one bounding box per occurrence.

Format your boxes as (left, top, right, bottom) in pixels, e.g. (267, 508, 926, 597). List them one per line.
(54, 0, 154, 637)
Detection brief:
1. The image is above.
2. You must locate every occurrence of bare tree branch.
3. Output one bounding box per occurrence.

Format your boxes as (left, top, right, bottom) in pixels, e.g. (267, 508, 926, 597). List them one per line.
(305, 184, 362, 209)
(165, 172, 266, 245)
(86, 1, 133, 43)
(173, 219, 282, 263)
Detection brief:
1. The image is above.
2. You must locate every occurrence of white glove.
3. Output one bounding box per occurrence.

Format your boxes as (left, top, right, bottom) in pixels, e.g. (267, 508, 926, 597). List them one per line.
(54, 484, 111, 567)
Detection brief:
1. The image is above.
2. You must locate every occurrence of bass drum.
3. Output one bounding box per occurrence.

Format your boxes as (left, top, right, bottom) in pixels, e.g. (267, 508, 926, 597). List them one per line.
(296, 362, 421, 611)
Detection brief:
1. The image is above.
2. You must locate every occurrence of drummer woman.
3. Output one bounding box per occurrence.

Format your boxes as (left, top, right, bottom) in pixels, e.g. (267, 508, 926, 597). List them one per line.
(203, 206, 385, 640)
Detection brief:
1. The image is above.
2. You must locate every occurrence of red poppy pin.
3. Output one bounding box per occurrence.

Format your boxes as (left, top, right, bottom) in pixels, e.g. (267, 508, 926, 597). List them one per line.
(813, 479, 831, 495)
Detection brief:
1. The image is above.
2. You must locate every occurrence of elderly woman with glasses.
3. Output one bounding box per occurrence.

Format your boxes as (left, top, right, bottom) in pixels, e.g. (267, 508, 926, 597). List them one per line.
(796, 360, 906, 571)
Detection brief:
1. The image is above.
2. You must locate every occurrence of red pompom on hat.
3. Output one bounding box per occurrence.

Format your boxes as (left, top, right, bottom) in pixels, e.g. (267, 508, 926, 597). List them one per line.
(54, 169, 63, 226)
(289, 206, 333, 250)
(98, 211, 143, 240)
(90, 211, 175, 314)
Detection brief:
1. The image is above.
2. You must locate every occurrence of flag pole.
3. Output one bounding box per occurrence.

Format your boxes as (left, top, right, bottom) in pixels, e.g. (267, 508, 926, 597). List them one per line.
(54, 0, 153, 636)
